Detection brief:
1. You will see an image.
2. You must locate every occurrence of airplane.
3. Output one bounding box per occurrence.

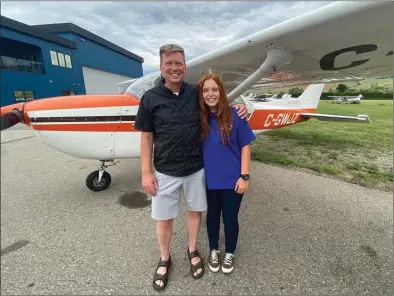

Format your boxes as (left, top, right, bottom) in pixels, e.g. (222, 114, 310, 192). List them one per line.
(328, 94, 364, 104)
(281, 94, 292, 100)
(0, 1, 391, 192)
(253, 93, 278, 102)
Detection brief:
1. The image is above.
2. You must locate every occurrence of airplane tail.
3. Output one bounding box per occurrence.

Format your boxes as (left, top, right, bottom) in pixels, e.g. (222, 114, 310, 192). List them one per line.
(238, 83, 369, 124)
(244, 83, 324, 110)
(116, 78, 138, 92)
(298, 85, 370, 123)
(238, 93, 255, 115)
(295, 83, 324, 109)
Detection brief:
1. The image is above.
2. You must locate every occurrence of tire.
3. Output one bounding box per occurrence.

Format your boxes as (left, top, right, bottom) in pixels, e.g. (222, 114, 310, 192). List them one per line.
(86, 170, 112, 191)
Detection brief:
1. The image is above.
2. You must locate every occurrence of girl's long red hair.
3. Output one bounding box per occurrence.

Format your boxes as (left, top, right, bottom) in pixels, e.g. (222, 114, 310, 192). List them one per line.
(198, 73, 232, 145)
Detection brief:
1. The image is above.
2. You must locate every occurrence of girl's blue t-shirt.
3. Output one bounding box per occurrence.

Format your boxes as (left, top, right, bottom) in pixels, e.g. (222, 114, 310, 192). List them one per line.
(202, 107, 256, 190)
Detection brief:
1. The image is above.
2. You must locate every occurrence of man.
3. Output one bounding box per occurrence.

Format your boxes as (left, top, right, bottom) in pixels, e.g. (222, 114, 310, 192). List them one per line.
(134, 44, 247, 291)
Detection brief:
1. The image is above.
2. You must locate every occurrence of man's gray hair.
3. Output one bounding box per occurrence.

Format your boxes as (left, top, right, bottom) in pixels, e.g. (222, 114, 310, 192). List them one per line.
(159, 44, 184, 55)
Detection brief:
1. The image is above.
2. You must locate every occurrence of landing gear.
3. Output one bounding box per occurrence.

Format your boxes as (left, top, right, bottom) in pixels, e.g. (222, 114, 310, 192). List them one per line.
(86, 160, 118, 192)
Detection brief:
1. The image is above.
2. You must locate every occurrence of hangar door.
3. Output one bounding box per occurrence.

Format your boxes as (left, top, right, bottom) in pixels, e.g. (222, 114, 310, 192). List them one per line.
(82, 66, 134, 94)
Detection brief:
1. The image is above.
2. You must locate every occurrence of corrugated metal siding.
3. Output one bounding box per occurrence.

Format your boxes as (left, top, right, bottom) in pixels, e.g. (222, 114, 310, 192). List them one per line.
(1, 27, 144, 107)
(57, 32, 143, 78)
(1, 28, 85, 106)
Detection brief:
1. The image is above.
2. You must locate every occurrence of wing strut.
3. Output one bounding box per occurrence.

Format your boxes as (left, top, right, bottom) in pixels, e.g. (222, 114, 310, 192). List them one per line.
(227, 46, 294, 102)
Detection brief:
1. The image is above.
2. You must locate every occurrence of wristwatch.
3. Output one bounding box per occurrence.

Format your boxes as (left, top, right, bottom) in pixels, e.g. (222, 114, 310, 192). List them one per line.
(240, 174, 250, 181)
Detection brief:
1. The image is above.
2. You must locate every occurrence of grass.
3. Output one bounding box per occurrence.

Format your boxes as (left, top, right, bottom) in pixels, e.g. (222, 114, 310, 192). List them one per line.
(251, 100, 393, 191)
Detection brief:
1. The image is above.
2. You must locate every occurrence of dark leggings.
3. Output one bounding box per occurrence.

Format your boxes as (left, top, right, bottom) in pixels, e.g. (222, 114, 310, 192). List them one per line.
(206, 189, 243, 254)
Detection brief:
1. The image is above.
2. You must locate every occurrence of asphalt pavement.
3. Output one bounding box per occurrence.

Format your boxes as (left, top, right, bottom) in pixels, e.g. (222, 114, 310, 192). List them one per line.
(1, 125, 392, 295)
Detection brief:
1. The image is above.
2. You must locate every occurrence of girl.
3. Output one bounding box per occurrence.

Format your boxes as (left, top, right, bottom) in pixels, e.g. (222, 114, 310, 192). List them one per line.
(198, 73, 256, 274)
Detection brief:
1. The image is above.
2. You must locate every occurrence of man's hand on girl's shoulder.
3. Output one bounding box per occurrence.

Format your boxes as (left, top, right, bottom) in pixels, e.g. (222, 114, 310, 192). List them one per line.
(234, 104, 248, 120)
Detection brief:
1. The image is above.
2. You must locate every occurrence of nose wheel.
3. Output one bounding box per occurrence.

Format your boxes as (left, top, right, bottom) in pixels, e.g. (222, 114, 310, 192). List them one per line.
(86, 160, 118, 191)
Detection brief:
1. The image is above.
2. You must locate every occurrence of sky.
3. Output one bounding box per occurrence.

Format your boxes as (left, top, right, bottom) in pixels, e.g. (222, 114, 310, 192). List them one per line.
(2, 1, 334, 74)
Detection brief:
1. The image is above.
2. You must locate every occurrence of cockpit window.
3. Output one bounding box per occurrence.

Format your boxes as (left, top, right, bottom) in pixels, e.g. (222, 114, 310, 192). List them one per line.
(124, 71, 162, 99)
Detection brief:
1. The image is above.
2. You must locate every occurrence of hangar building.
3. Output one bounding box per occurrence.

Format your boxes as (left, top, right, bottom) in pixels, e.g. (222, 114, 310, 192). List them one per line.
(0, 16, 144, 107)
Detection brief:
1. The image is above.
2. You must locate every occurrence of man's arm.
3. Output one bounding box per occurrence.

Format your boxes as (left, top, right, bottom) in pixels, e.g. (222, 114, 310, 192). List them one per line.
(140, 131, 158, 196)
(141, 132, 153, 175)
(134, 95, 158, 196)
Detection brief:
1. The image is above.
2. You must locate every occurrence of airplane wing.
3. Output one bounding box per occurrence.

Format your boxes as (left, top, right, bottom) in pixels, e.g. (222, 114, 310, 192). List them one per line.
(183, 1, 392, 95)
(300, 113, 370, 123)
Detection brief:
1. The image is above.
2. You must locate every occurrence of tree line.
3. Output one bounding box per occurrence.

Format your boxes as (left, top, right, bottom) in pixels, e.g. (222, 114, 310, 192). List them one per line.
(282, 83, 393, 100)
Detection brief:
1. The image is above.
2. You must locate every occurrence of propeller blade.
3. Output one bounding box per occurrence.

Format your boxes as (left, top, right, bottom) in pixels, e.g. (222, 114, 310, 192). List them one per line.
(0, 111, 23, 131)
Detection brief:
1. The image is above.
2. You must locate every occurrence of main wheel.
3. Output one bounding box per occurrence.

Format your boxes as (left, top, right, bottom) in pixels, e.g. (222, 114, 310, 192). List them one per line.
(86, 170, 112, 191)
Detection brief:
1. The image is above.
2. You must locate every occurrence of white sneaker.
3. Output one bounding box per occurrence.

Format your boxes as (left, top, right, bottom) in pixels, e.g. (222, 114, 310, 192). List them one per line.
(208, 249, 220, 272)
(221, 253, 234, 274)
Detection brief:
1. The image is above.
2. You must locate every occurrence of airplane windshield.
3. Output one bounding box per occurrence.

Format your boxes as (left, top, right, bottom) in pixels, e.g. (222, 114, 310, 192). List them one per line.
(124, 71, 162, 99)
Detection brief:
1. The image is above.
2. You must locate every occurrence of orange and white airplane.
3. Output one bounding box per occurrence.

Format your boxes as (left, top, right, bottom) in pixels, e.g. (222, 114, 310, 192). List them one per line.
(1, 1, 392, 191)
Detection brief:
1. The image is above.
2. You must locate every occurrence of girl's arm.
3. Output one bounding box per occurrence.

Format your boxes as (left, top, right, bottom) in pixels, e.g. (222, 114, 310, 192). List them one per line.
(234, 110, 256, 194)
(241, 144, 251, 175)
(235, 144, 251, 194)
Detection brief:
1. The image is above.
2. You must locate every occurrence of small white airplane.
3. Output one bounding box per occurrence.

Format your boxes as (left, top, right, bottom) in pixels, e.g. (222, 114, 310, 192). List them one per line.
(281, 94, 292, 99)
(328, 94, 364, 104)
(1, 1, 391, 192)
(253, 93, 278, 102)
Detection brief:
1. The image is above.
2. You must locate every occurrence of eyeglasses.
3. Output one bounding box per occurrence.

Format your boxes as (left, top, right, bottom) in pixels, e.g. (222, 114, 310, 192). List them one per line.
(160, 44, 184, 53)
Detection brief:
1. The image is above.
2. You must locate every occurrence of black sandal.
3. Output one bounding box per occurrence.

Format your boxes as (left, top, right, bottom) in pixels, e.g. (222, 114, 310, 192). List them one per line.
(187, 248, 204, 279)
(152, 256, 172, 291)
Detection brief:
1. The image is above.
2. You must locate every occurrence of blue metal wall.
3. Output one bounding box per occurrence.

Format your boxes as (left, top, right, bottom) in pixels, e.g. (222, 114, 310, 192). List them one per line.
(1, 28, 143, 107)
(56, 32, 143, 78)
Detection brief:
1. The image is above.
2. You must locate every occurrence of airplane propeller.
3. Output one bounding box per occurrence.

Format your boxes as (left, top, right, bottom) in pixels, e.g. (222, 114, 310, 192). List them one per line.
(0, 109, 23, 131)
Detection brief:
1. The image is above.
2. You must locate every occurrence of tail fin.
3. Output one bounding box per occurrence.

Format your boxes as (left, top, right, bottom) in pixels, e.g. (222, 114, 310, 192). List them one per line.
(296, 84, 324, 109)
(238, 94, 255, 118)
(116, 78, 138, 93)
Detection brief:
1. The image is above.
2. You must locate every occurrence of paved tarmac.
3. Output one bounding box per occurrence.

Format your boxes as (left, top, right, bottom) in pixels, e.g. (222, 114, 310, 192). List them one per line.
(1, 125, 392, 295)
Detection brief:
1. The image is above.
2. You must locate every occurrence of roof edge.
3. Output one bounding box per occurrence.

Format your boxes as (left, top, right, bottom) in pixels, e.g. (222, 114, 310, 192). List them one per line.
(34, 23, 144, 63)
(0, 16, 77, 49)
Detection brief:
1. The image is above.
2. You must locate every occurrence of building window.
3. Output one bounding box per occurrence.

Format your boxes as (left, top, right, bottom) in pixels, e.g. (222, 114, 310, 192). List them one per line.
(65, 54, 72, 68)
(2, 56, 18, 71)
(24, 91, 35, 101)
(14, 90, 35, 102)
(50, 50, 72, 68)
(57, 53, 65, 67)
(50, 50, 58, 66)
(14, 91, 25, 102)
(61, 90, 76, 96)
(1, 56, 44, 74)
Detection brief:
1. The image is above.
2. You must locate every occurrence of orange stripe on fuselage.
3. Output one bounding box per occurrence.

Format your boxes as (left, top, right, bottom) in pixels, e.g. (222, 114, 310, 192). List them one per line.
(26, 93, 140, 111)
(31, 123, 138, 132)
(0, 93, 141, 128)
(248, 108, 316, 130)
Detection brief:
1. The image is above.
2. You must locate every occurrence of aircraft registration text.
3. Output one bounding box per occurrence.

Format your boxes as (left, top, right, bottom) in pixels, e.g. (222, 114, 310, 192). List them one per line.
(264, 113, 299, 127)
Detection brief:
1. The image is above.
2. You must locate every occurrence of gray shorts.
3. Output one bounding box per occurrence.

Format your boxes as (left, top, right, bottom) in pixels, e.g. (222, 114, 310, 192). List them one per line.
(151, 168, 208, 221)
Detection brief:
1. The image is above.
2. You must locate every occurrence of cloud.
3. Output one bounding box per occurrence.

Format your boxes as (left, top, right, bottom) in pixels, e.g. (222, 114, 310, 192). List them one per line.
(2, 1, 333, 74)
